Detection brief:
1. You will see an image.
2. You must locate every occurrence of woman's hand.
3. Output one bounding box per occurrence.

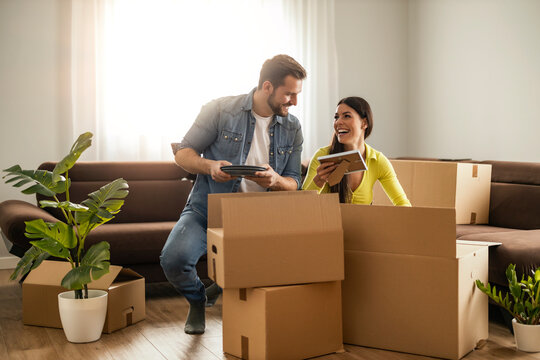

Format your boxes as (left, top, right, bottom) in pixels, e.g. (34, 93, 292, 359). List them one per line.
(313, 162, 338, 187)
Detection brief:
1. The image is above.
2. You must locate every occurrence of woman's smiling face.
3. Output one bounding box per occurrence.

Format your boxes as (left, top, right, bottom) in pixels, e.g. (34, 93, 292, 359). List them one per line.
(333, 103, 367, 147)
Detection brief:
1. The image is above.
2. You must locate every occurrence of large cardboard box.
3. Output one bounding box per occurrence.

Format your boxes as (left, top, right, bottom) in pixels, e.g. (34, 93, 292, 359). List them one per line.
(207, 192, 344, 288)
(341, 204, 491, 360)
(373, 160, 491, 224)
(223, 281, 343, 360)
(22, 260, 145, 333)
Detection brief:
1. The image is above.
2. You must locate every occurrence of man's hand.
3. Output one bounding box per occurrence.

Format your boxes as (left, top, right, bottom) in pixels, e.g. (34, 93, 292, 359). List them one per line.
(245, 164, 281, 190)
(209, 160, 235, 183)
(313, 162, 338, 187)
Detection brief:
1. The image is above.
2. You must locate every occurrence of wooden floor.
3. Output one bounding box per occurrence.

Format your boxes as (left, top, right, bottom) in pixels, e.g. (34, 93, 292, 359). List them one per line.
(1, 269, 539, 360)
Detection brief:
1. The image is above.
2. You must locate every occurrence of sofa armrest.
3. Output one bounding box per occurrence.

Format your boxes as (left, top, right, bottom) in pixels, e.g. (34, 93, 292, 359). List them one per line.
(0, 200, 59, 257)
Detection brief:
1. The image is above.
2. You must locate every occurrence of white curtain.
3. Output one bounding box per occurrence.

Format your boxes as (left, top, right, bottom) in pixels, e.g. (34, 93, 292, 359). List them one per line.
(70, 0, 337, 161)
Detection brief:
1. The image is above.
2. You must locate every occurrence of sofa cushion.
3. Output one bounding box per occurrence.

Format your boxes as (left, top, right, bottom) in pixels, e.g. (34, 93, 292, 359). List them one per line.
(481, 160, 540, 185)
(84, 221, 176, 265)
(459, 230, 540, 288)
(456, 224, 515, 238)
(489, 183, 540, 230)
(36, 162, 192, 223)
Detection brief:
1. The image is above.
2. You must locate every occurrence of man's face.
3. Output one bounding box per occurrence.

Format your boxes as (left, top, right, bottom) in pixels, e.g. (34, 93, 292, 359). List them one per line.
(267, 75, 303, 117)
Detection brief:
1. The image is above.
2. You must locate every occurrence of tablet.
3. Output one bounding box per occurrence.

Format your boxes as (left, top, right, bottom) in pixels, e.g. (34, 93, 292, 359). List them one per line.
(220, 165, 266, 177)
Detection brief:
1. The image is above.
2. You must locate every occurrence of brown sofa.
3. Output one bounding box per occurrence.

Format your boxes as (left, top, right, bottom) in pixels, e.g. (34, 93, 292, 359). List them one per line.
(0, 161, 202, 283)
(3, 159, 539, 288)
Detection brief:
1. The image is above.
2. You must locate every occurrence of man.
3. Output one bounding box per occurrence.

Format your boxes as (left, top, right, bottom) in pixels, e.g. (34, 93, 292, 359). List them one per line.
(160, 54, 307, 334)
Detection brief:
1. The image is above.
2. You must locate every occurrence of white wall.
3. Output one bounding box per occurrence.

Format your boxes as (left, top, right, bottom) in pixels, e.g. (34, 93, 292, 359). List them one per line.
(407, 0, 540, 161)
(335, 0, 540, 162)
(0, 0, 71, 205)
(0, 0, 71, 261)
(335, 0, 409, 158)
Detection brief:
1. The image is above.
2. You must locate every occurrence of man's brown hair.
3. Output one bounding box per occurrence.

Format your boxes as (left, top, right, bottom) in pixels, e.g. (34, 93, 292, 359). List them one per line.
(257, 54, 307, 89)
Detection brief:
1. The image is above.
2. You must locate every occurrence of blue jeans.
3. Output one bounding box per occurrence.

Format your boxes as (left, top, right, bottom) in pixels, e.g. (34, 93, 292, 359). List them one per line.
(160, 208, 207, 304)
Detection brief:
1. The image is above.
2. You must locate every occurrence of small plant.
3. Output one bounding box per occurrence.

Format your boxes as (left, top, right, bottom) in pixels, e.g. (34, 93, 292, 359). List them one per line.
(476, 264, 540, 325)
(3, 132, 129, 299)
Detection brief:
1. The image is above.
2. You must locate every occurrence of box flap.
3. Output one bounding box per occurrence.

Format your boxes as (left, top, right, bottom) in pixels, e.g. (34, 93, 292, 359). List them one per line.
(221, 193, 341, 237)
(88, 265, 123, 290)
(400, 160, 458, 208)
(23, 260, 123, 290)
(208, 191, 317, 228)
(24, 260, 71, 286)
(455, 164, 492, 224)
(341, 204, 456, 258)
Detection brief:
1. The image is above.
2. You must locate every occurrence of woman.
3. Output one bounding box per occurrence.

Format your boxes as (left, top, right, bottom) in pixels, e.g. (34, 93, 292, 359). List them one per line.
(302, 96, 411, 206)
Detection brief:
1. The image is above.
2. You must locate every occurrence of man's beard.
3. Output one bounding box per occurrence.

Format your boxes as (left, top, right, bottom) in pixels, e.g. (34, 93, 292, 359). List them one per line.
(267, 91, 290, 117)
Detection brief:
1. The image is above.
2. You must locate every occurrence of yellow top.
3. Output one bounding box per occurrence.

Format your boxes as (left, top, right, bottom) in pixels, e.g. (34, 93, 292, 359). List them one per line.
(302, 144, 411, 206)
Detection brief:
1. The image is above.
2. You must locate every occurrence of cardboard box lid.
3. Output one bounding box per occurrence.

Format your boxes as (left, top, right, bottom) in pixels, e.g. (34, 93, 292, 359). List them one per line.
(208, 191, 317, 228)
(219, 193, 341, 238)
(341, 204, 457, 258)
(391, 160, 460, 208)
(24, 260, 125, 290)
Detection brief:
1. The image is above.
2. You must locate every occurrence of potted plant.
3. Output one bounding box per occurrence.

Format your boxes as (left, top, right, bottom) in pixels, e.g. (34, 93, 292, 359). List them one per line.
(476, 263, 540, 352)
(3, 132, 129, 343)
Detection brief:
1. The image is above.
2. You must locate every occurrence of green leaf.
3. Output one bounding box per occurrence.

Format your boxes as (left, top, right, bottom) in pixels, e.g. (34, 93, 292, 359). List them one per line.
(29, 238, 71, 259)
(25, 219, 76, 250)
(2, 166, 68, 196)
(510, 283, 522, 299)
(81, 241, 110, 268)
(9, 246, 50, 280)
(76, 178, 129, 229)
(39, 200, 89, 212)
(60, 242, 110, 290)
(52, 132, 92, 182)
(61, 266, 93, 290)
(525, 300, 533, 313)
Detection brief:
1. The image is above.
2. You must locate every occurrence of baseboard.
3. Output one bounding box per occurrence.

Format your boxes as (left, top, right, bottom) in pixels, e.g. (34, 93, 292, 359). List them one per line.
(0, 230, 18, 269)
(0, 256, 18, 270)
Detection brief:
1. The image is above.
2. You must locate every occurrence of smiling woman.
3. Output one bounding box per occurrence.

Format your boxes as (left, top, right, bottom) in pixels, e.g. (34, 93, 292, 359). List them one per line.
(69, 0, 337, 161)
(302, 96, 411, 206)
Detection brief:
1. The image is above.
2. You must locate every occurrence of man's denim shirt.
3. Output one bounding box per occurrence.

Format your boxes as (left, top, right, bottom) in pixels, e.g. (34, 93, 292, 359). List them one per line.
(173, 88, 304, 219)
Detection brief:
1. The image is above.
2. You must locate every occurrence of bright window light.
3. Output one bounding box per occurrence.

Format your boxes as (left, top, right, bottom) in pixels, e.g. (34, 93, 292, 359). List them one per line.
(98, 0, 303, 159)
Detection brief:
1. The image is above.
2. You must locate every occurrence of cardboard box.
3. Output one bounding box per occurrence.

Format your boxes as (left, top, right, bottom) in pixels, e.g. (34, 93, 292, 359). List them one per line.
(22, 260, 145, 333)
(207, 192, 344, 288)
(341, 204, 491, 360)
(223, 281, 343, 360)
(372, 160, 491, 224)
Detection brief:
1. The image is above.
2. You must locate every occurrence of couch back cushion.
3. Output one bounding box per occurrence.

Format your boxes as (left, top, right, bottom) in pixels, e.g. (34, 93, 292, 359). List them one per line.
(480, 160, 540, 230)
(37, 162, 193, 223)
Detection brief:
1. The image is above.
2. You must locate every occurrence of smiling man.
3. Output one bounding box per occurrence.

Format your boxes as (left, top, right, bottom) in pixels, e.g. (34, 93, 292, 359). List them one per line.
(160, 55, 306, 334)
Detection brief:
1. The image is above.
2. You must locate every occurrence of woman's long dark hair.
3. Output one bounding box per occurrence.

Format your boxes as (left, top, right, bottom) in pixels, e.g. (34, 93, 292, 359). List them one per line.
(329, 97, 373, 203)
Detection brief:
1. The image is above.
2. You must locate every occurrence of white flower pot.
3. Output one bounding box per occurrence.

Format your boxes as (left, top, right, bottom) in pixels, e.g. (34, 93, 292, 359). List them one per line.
(58, 289, 108, 343)
(512, 318, 540, 352)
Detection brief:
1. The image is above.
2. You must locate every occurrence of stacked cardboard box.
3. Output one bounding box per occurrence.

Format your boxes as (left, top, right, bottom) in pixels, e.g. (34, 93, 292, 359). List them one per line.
(372, 160, 492, 224)
(341, 204, 497, 360)
(207, 192, 344, 360)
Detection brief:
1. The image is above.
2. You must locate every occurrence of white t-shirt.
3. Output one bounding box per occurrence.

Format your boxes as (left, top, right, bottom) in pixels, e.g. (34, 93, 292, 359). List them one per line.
(239, 111, 272, 192)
